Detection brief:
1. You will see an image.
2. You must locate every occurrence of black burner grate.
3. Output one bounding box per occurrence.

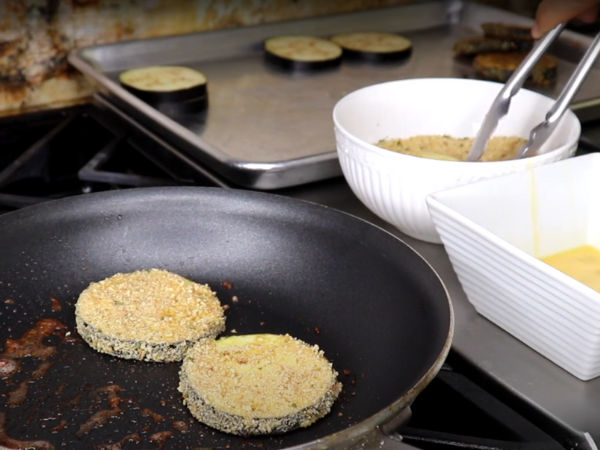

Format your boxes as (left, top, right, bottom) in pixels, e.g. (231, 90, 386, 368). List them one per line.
(402, 361, 568, 450)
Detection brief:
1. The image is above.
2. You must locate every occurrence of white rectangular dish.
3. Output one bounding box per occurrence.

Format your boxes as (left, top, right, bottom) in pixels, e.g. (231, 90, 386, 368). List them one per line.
(426, 153, 600, 380)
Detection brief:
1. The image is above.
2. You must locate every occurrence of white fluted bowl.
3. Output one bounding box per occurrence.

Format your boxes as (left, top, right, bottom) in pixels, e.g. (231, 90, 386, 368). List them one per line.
(333, 78, 581, 243)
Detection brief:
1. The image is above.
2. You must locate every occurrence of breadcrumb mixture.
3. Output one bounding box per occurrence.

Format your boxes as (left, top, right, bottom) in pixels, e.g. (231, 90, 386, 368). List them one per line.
(376, 135, 528, 161)
(183, 334, 340, 419)
(76, 269, 225, 343)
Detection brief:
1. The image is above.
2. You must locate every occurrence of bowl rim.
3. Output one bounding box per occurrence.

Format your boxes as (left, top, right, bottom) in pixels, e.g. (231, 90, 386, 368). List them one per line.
(332, 77, 581, 166)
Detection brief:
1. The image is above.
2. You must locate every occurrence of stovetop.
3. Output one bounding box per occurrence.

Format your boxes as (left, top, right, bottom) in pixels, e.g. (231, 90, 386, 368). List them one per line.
(0, 99, 231, 215)
(0, 99, 597, 450)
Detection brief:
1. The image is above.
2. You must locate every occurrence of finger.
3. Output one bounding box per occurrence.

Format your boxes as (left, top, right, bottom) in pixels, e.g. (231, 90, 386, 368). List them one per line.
(577, 5, 600, 23)
(532, 0, 600, 38)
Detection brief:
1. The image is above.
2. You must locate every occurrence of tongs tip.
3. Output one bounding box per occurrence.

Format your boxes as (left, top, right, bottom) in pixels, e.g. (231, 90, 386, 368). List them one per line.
(466, 23, 571, 162)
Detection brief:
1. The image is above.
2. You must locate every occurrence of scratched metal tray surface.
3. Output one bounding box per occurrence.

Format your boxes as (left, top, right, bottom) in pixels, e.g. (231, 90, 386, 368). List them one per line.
(69, 0, 600, 189)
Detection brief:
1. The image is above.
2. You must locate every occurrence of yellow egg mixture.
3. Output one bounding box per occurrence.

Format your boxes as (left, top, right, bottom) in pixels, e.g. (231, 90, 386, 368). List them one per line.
(541, 245, 600, 293)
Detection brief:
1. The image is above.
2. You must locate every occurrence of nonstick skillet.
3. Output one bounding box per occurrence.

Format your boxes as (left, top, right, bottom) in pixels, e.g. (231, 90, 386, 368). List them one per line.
(0, 187, 453, 450)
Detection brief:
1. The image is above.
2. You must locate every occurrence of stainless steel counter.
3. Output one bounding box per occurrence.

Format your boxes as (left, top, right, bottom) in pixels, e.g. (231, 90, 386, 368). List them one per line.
(280, 174, 600, 446)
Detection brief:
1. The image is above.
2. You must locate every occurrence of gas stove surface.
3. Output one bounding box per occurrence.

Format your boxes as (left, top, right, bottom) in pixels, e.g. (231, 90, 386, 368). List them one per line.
(0, 99, 598, 450)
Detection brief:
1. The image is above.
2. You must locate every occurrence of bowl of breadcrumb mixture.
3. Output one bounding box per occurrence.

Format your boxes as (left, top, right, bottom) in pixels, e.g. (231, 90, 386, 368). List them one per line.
(333, 78, 580, 243)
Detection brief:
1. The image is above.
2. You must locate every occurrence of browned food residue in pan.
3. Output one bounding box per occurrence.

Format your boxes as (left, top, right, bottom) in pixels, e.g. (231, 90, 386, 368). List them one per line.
(76, 385, 124, 436)
(3, 318, 67, 359)
(142, 407, 166, 423)
(0, 357, 19, 378)
(149, 430, 173, 448)
(50, 419, 67, 434)
(0, 412, 54, 450)
(8, 361, 55, 406)
(95, 433, 141, 450)
(1, 319, 68, 410)
(172, 420, 191, 432)
(336, 370, 358, 403)
(50, 297, 62, 312)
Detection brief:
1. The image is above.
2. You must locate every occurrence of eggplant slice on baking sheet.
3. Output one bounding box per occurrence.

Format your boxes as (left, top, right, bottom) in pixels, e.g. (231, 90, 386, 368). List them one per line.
(119, 66, 209, 115)
(264, 35, 343, 70)
(0, 187, 452, 450)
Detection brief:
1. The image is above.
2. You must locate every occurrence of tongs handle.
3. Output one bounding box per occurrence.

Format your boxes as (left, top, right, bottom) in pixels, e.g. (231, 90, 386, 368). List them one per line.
(467, 23, 565, 162)
(518, 31, 600, 158)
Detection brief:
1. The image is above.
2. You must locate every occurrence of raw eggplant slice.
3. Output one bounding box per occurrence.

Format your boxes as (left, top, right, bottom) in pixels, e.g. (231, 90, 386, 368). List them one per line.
(264, 35, 343, 70)
(330, 32, 412, 61)
(119, 65, 208, 104)
(153, 95, 209, 116)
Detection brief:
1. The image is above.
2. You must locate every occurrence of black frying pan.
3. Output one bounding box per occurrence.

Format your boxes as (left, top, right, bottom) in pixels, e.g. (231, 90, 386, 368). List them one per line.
(0, 187, 453, 450)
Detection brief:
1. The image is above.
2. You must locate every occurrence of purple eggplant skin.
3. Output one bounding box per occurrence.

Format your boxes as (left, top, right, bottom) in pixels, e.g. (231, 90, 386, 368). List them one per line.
(264, 50, 343, 71)
(121, 80, 207, 104)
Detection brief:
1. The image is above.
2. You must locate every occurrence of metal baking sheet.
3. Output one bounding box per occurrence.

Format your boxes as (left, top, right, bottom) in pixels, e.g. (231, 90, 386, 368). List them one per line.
(69, 0, 600, 190)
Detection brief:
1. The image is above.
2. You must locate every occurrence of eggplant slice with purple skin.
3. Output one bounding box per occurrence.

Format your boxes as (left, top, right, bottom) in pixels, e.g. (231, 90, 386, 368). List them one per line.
(119, 65, 209, 114)
(330, 32, 412, 62)
(264, 35, 343, 71)
(152, 95, 209, 116)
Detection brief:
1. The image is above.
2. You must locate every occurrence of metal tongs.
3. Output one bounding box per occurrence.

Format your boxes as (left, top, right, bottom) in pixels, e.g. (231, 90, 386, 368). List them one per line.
(467, 24, 600, 162)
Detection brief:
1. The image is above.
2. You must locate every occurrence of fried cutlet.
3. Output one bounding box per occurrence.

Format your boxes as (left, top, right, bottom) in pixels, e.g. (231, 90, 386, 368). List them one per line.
(473, 52, 558, 86)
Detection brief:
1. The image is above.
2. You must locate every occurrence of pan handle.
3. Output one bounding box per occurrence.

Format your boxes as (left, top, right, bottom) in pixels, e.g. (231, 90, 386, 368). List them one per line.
(355, 408, 427, 450)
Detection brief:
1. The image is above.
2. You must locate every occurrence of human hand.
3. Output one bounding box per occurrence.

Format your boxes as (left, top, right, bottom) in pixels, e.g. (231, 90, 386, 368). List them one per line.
(532, 0, 600, 38)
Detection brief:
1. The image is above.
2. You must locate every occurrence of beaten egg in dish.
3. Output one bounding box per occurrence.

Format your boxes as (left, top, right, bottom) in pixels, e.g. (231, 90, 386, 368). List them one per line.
(541, 245, 600, 293)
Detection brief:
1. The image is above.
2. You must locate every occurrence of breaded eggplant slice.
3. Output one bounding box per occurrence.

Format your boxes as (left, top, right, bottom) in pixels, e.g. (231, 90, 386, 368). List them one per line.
(481, 22, 533, 40)
(75, 269, 225, 362)
(264, 35, 343, 71)
(330, 32, 412, 61)
(178, 334, 342, 436)
(453, 36, 534, 56)
(473, 52, 558, 86)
